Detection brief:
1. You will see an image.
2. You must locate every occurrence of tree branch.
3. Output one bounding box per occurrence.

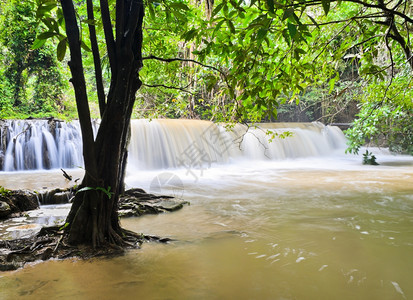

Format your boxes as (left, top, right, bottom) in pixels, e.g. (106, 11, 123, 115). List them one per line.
(303, 13, 386, 27)
(313, 20, 353, 62)
(385, 17, 395, 82)
(285, 0, 413, 24)
(60, 0, 97, 180)
(142, 55, 226, 77)
(349, 34, 384, 49)
(143, 83, 195, 95)
(87, 0, 106, 117)
(342, 0, 413, 24)
(99, 0, 116, 75)
(143, 55, 235, 98)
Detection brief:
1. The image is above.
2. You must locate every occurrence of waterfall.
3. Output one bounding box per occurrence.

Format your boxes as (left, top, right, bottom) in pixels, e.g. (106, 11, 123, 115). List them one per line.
(0, 119, 347, 172)
(128, 119, 347, 169)
(0, 120, 84, 171)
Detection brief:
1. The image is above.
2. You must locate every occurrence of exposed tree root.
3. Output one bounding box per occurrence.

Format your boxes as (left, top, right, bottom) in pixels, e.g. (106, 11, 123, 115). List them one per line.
(0, 225, 170, 271)
(0, 188, 187, 271)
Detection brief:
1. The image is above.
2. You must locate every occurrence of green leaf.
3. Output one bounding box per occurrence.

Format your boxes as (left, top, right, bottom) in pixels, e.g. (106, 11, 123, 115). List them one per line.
(287, 22, 297, 38)
(212, 2, 225, 17)
(329, 74, 338, 93)
(294, 49, 301, 61)
(256, 28, 267, 40)
(169, 3, 190, 11)
(282, 29, 291, 45)
(266, 0, 274, 13)
(43, 17, 59, 32)
(31, 38, 47, 50)
(148, 2, 156, 19)
(77, 186, 95, 194)
(307, 14, 320, 29)
(182, 28, 198, 41)
(171, 8, 186, 21)
(37, 31, 56, 40)
(213, 19, 226, 36)
(59, 222, 70, 231)
(81, 41, 91, 52)
(36, 3, 57, 18)
(282, 8, 294, 21)
(223, 3, 229, 16)
(295, 48, 306, 54)
(96, 186, 113, 199)
(244, 27, 255, 41)
(57, 38, 67, 61)
(227, 19, 235, 33)
(321, 0, 330, 15)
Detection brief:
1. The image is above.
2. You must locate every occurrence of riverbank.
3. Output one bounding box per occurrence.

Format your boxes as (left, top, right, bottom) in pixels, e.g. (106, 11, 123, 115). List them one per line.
(0, 178, 189, 271)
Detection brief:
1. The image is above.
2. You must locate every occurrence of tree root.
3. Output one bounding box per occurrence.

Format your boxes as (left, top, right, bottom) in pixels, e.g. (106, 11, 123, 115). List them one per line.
(0, 226, 171, 271)
(1, 189, 186, 271)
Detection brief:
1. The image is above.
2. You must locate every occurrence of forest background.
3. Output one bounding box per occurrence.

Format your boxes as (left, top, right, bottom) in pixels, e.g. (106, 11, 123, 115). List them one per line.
(0, 0, 412, 155)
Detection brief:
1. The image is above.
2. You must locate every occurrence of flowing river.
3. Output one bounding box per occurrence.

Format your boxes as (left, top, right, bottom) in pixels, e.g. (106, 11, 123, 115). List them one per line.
(0, 120, 412, 299)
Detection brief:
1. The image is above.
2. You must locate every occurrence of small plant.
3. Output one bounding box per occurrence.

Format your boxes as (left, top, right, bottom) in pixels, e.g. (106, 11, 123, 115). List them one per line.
(362, 150, 379, 165)
(59, 222, 70, 231)
(0, 186, 11, 197)
(266, 129, 293, 143)
(76, 186, 114, 199)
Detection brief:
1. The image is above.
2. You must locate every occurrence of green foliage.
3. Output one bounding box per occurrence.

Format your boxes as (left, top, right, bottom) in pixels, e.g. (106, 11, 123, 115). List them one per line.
(362, 150, 379, 165)
(0, 0, 76, 119)
(59, 222, 70, 231)
(265, 129, 294, 142)
(130, 0, 413, 161)
(1, 0, 411, 160)
(345, 72, 413, 155)
(77, 186, 114, 199)
(0, 186, 11, 197)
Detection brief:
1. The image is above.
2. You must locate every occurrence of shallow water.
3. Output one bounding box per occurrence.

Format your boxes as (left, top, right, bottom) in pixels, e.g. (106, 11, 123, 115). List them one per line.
(1, 153, 413, 299)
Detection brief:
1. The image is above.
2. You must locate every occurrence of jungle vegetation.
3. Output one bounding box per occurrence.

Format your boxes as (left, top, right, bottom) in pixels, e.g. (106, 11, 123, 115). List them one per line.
(1, 0, 412, 153)
(0, 0, 411, 248)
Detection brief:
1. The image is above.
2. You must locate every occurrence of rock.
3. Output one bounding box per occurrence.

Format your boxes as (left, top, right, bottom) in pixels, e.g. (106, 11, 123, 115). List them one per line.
(0, 201, 11, 218)
(118, 189, 189, 218)
(52, 192, 71, 204)
(151, 200, 184, 212)
(8, 190, 39, 212)
(38, 188, 74, 205)
(0, 261, 23, 271)
(118, 209, 135, 218)
(0, 190, 39, 220)
(40, 247, 54, 261)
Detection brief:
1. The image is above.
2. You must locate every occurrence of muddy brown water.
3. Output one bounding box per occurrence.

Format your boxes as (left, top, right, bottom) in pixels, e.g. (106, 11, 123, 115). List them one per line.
(0, 155, 413, 299)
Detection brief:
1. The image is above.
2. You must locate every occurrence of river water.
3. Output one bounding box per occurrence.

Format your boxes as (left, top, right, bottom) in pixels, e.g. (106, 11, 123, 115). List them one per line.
(1, 120, 413, 299)
(1, 151, 413, 299)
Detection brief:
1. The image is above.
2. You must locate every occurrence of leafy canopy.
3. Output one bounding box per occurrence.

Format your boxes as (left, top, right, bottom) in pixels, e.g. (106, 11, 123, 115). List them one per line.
(25, 0, 413, 154)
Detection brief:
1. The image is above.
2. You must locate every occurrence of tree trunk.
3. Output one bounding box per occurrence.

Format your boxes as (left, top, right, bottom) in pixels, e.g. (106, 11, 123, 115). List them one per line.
(61, 0, 144, 248)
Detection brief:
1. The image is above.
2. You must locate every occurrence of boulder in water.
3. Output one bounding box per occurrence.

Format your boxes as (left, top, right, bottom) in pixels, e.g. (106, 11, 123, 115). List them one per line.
(118, 188, 189, 217)
(0, 189, 39, 219)
(38, 188, 74, 205)
(0, 201, 11, 218)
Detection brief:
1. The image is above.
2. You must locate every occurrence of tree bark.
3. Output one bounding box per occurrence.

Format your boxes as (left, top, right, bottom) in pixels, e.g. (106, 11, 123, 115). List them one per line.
(61, 0, 144, 248)
(87, 0, 107, 117)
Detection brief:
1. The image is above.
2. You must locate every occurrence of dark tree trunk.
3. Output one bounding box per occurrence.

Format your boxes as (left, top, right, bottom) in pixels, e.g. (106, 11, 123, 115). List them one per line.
(86, 0, 107, 118)
(61, 0, 144, 248)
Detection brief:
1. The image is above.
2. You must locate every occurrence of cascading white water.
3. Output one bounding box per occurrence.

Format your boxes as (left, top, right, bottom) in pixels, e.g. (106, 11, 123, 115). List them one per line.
(127, 119, 347, 169)
(1, 120, 84, 171)
(0, 119, 347, 171)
